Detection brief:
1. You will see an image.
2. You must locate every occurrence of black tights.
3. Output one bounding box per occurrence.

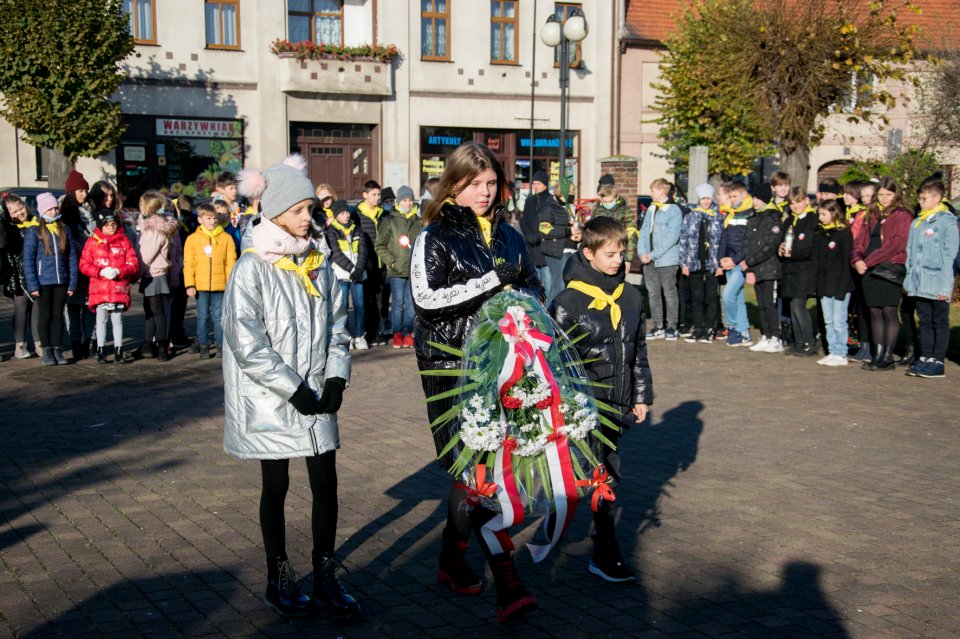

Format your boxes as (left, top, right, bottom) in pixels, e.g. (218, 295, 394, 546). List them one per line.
(143, 294, 170, 344)
(260, 451, 338, 567)
(869, 305, 900, 351)
(36, 285, 68, 347)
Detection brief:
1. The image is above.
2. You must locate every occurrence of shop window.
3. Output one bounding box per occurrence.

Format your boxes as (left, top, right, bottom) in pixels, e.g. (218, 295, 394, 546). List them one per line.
(35, 147, 50, 181)
(421, 0, 450, 61)
(491, 1, 518, 65)
(122, 0, 157, 44)
(553, 3, 582, 69)
(205, 0, 240, 50)
(289, 0, 343, 46)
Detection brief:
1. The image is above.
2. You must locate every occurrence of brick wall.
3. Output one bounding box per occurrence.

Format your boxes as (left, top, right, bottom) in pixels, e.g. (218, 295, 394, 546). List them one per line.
(599, 156, 640, 213)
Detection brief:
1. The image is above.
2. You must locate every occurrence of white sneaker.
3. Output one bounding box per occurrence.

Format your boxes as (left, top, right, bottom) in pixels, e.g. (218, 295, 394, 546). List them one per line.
(762, 337, 784, 353)
(824, 354, 848, 366)
(816, 355, 832, 365)
(354, 336, 369, 350)
(749, 336, 769, 352)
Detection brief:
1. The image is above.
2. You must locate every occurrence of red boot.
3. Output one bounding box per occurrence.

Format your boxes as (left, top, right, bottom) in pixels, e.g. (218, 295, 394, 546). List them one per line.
(437, 527, 482, 595)
(488, 552, 538, 623)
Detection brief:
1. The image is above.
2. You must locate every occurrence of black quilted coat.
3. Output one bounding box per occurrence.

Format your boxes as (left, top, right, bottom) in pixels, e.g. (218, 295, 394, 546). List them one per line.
(1, 218, 29, 298)
(412, 202, 543, 370)
(551, 251, 653, 416)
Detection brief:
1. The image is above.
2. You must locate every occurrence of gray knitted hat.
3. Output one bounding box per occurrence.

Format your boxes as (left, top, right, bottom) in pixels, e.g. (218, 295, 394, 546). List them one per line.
(239, 154, 315, 220)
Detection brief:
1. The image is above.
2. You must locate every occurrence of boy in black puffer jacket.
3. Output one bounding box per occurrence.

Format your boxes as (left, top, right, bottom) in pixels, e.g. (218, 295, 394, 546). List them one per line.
(550, 216, 653, 584)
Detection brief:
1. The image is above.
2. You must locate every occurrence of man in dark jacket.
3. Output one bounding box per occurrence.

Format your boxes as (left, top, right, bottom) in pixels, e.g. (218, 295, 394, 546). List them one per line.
(522, 170, 573, 303)
(519, 171, 551, 298)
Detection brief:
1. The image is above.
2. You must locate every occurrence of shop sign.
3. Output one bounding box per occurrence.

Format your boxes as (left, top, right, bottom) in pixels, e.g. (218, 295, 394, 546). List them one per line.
(123, 146, 146, 161)
(422, 158, 445, 175)
(156, 118, 242, 139)
(484, 134, 503, 153)
(427, 135, 462, 147)
(518, 135, 574, 151)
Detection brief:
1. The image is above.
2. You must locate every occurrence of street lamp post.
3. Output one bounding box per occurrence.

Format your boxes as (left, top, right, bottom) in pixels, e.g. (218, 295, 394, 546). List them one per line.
(540, 8, 588, 193)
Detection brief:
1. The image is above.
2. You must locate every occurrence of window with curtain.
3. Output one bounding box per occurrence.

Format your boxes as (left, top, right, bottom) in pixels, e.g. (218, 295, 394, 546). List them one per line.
(490, 1, 518, 64)
(288, 0, 343, 46)
(122, 0, 156, 44)
(553, 3, 583, 68)
(205, 0, 240, 49)
(421, 0, 450, 61)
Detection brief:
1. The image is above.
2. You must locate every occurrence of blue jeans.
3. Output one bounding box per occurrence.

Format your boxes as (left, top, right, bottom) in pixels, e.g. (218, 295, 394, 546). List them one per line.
(722, 267, 750, 334)
(196, 291, 223, 347)
(536, 265, 551, 302)
(340, 281, 364, 338)
(820, 293, 850, 356)
(389, 277, 415, 335)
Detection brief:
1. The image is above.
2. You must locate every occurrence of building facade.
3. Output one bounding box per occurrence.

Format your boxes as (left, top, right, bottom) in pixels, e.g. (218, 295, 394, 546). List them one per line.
(0, 0, 619, 203)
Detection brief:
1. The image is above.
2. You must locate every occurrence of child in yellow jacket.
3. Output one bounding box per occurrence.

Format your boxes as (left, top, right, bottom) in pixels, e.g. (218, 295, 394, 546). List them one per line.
(184, 202, 237, 357)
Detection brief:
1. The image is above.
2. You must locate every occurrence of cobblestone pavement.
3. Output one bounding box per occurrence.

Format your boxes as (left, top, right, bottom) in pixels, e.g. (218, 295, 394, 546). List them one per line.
(1, 300, 958, 638)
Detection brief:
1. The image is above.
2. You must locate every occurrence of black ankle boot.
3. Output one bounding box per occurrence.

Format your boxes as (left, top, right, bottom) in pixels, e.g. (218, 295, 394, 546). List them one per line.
(874, 345, 896, 371)
(96, 347, 108, 364)
(52, 347, 68, 365)
(589, 535, 635, 583)
(488, 552, 538, 623)
(263, 556, 311, 617)
(114, 347, 125, 364)
(71, 340, 84, 360)
(437, 527, 482, 595)
(862, 344, 882, 370)
(313, 552, 360, 622)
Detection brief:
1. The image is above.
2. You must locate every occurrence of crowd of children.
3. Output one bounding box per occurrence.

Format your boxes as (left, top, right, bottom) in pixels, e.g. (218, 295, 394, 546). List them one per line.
(642, 171, 959, 378)
(1, 165, 957, 377)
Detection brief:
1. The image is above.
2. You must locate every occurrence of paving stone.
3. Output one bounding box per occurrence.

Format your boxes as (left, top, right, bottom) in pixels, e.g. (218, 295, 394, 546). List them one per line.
(0, 296, 957, 638)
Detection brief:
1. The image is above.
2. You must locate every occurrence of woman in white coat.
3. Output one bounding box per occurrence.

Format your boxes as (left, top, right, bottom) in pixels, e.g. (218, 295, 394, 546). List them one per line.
(222, 155, 358, 621)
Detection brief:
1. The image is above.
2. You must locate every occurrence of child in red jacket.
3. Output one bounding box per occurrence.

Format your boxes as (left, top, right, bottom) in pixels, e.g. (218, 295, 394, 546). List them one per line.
(79, 212, 140, 363)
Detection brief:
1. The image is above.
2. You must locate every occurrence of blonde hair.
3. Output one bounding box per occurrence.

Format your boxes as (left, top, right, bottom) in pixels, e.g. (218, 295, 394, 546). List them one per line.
(423, 142, 505, 225)
(315, 183, 337, 200)
(650, 178, 671, 192)
(139, 190, 165, 217)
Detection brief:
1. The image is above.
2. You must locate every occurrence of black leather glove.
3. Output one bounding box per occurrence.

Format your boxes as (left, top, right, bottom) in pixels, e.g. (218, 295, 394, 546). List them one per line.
(349, 268, 363, 283)
(494, 260, 520, 288)
(289, 383, 322, 416)
(316, 377, 347, 414)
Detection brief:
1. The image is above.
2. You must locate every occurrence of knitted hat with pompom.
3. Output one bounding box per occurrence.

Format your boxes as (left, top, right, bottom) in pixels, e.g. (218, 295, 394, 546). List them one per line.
(237, 154, 314, 220)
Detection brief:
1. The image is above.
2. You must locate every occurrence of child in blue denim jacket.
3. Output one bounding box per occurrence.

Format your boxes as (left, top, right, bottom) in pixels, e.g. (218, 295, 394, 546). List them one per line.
(638, 178, 683, 340)
(679, 183, 723, 343)
(903, 180, 959, 378)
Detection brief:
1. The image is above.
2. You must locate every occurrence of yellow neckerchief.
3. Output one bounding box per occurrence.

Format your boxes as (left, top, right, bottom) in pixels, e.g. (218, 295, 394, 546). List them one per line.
(476, 214, 492, 246)
(17, 218, 39, 229)
(692, 206, 718, 217)
(45, 222, 61, 236)
(913, 202, 950, 228)
(199, 224, 224, 241)
(331, 218, 359, 253)
(398, 205, 419, 220)
(357, 201, 382, 228)
(242, 247, 326, 298)
(789, 205, 816, 227)
(324, 207, 334, 219)
(651, 200, 667, 208)
(845, 203, 865, 222)
(819, 221, 843, 231)
(722, 195, 754, 227)
(567, 280, 624, 329)
(331, 218, 355, 237)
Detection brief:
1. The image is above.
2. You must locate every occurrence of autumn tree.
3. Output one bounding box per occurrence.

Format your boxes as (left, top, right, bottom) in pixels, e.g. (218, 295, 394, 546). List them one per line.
(655, 0, 921, 187)
(0, 0, 134, 188)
